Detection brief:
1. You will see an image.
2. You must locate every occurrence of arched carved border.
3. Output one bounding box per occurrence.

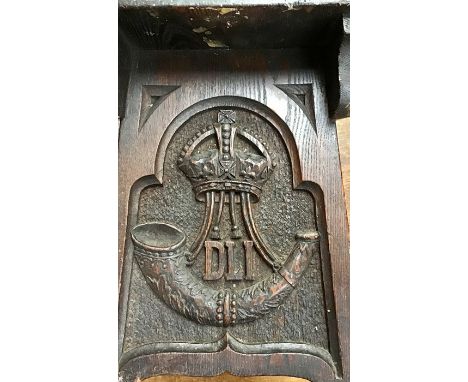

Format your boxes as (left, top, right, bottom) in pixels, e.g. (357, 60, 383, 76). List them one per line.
(154, 96, 302, 189)
(119, 96, 342, 380)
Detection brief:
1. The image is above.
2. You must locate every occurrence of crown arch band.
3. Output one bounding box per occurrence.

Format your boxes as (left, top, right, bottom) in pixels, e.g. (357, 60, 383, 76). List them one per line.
(154, 96, 303, 189)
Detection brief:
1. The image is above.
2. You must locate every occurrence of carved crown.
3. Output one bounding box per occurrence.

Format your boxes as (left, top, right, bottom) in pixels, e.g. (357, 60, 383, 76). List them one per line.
(178, 110, 274, 202)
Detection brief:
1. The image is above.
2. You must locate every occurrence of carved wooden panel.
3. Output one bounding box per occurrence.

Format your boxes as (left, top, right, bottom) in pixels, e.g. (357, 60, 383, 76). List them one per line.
(118, 50, 349, 382)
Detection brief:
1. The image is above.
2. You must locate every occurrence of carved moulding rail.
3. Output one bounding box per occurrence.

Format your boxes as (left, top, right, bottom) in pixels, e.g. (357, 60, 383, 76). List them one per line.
(119, 96, 342, 381)
(119, 333, 337, 382)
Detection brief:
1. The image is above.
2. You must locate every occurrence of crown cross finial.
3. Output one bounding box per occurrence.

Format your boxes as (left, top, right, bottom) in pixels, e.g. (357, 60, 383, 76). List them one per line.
(218, 110, 236, 124)
(217, 110, 236, 163)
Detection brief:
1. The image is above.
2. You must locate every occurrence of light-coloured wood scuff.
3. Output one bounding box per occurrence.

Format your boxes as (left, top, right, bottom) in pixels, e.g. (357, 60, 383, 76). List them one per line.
(336, 117, 350, 221)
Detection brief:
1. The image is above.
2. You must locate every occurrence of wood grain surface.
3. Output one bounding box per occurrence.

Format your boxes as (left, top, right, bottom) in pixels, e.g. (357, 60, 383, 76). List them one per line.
(143, 374, 307, 381)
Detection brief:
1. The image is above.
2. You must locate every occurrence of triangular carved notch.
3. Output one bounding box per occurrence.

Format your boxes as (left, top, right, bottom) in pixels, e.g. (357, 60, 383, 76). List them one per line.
(139, 85, 180, 130)
(276, 84, 316, 133)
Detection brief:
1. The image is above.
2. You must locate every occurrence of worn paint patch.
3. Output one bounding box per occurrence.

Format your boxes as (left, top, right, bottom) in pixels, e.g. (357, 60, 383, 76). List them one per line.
(206, 7, 238, 15)
(192, 26, 208, 33)
(203, 36, 229, 48)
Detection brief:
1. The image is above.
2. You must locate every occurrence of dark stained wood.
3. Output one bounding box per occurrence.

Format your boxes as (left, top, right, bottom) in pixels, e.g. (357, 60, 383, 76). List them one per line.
(118, 3, 346, 50)
(119, 49, 349, 382)
(144, 375, 308, 382)
(121, 348, 334, 381)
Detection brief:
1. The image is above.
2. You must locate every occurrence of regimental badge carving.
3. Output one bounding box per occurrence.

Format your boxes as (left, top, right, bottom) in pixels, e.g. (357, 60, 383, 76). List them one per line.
(131, 110, 320, 327)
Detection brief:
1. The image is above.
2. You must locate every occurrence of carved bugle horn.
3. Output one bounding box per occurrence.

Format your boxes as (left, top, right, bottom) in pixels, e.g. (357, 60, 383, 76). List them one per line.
(131, 222, 320, 327)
